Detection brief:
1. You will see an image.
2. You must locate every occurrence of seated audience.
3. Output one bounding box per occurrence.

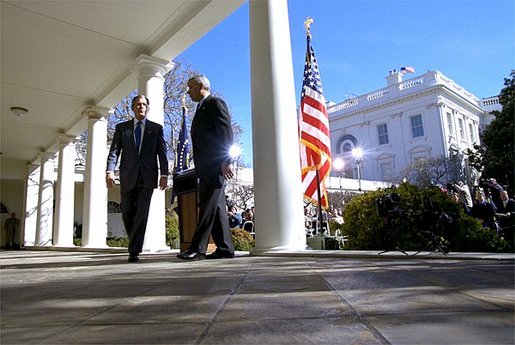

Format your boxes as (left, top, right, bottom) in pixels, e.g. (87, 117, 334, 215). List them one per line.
(471, 192, 498, 231)
(227, 206, 242, 229)
(495, 190, 514, 236)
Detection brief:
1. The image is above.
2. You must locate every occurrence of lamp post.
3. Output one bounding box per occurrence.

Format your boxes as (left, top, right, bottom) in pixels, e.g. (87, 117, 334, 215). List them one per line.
(333, 157, 344, 191)
(352, 147, 363, 192)
(333, 158, 344, 211)
(229, 144, 241, 205)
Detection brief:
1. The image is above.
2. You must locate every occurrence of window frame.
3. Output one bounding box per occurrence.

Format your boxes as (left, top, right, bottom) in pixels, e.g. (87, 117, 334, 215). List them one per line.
(458, 118, 465, 140)
(410, 114, 425, 138)
(446, 112, 454, 137)
(377, 123, 389, 145)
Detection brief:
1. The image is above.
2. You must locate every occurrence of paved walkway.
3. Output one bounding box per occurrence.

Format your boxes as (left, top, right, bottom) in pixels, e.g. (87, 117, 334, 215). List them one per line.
(1, 249, 514, 345)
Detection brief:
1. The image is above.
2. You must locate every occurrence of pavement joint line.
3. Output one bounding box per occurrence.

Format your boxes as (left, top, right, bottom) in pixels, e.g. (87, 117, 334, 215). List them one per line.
(194, 260, 255, 345)
(307, 261, 393, 345)
(407, 267, 515, 312)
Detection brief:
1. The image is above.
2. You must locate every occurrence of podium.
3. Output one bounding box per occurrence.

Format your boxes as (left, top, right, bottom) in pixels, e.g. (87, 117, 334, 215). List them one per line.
(173, 168, 215, 252)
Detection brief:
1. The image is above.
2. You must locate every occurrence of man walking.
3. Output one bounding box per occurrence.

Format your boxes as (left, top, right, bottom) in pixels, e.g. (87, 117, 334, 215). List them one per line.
(106, 95, 169, 262)
(177, 75, 235, 260)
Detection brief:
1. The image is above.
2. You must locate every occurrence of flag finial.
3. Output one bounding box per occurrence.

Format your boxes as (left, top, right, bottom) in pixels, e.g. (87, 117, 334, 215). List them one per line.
(304, 17, 313, 36)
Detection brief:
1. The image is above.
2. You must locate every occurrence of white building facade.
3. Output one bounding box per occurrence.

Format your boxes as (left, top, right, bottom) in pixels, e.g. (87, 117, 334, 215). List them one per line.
(328, 70, 499, 185)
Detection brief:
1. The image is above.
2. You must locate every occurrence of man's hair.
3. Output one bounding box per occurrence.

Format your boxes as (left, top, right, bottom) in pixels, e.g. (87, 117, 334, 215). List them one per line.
(131, 94, 150, 108)
(189, 74, 211, 91)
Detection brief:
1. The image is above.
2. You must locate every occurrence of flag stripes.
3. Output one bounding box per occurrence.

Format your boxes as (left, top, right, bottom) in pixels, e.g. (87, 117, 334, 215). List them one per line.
(299, 29, 331, 209)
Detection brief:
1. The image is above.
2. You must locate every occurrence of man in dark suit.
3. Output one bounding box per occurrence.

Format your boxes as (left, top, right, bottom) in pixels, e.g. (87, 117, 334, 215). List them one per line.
(177, 75, 235, 261)
(496, 190, 515, 239)
(471, 192, 497, 231)
(106, 95, 169, 262)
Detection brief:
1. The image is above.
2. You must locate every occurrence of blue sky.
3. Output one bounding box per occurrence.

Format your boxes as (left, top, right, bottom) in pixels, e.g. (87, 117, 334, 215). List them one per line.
(178, 0, 514, 167)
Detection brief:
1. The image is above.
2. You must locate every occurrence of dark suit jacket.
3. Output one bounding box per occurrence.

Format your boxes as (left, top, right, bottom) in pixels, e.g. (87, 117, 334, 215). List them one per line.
(107, 119, 168, 193)
(498, 199, 515, 214)
(191, 95, 233, 180)
(471, 202, 496, 228)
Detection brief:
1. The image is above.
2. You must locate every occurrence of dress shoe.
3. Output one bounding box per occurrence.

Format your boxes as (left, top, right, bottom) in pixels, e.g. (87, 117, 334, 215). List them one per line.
(128, 255, 139, 263)
(176, 249, 193, 259)
(206, 250, 235, 260)
(177, 250, 205, 261)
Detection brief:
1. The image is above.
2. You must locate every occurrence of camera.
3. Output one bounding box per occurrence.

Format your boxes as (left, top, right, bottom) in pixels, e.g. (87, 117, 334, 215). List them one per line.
(375, 193, 402, 217)
(447, 182, 457, 193)
(477, 178, 494, 198)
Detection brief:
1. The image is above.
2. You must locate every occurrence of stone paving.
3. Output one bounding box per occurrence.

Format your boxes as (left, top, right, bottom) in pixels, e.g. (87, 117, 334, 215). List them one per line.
(1, 249, 514, 345)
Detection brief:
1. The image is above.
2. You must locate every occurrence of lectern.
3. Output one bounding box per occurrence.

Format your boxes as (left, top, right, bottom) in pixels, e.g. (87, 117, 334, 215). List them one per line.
(173, 168, 215, 252)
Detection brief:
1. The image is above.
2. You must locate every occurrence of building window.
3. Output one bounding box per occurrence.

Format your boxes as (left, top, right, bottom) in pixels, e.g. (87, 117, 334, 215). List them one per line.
(458, 118, 465, 140)
(446, 112, 454, 136)
(468, 123, 475, 143)
(380, 161, 393, 181)
(377, 123, 389, 145)
(410, 114, 424, 138)
(336, 134, 358, 154)
(342, 143, 352, 152)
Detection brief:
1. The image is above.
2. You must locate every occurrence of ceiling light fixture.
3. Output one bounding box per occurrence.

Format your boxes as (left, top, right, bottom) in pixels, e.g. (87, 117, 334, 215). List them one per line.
(10, 107, 29, 117)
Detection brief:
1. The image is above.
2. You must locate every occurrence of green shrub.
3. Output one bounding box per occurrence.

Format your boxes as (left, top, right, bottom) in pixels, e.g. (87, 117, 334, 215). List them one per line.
(449, 216, 508, 252)
(107, 237, 129, 248)
(230, 228, 255, 251)
(342, 183, 510, 253)
(328, 219, 344, 236)
(72, 213, 180, 249)
(166, 212, 180, 249)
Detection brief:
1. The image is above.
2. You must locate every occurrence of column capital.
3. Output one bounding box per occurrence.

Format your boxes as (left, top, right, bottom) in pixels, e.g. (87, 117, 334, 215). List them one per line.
(27, 163, 40, 175)
(38, 151, 56, 163)
(134, 54, 174, 79)
(81, 106, 111, 120)
(56, 134, 77, 146)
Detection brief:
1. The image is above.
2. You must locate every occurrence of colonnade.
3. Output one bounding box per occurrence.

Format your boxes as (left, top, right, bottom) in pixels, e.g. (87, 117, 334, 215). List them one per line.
(21, 56, 173, 253)
(19, 0, 307, 253)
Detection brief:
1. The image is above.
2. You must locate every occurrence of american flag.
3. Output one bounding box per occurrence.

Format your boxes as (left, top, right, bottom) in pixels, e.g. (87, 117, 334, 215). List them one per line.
(400, 66, 415, 74)
(171, 104, 190, 210)
(175, 104, 190, 172)
(299, 29, 331, 209)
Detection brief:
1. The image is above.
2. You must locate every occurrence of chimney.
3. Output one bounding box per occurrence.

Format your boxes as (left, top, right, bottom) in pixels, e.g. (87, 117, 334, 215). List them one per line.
(385, 70, 403, 86)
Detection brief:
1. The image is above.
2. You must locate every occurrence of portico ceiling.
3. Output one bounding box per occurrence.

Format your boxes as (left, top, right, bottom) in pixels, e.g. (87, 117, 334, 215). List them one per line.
(1, 0, 245, 171)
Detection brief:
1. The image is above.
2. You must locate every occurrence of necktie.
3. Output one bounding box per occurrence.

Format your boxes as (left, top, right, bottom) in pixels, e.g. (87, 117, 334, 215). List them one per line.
(135, 121, 142, 152)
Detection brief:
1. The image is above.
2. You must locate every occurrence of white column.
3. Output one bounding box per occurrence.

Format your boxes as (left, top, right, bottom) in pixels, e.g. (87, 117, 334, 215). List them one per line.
(249, 0, 306, 251)
(134, 54, 173, 253)
(53, 135, 77, 247)
(82, 107, 110, 248)
(35, 152, 55, 246)
(21, 164, 40, 247)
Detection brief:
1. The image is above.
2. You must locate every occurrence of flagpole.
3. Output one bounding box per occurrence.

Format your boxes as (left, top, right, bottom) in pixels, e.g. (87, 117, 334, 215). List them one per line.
(304, 16, 313, 38)
(181, 94, 186, 108)
(305, 17, 324, 233)
(315, 168, 324, 234)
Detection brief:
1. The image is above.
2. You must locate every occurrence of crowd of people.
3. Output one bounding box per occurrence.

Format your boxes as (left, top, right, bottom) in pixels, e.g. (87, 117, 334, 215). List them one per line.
(304, 207, 344, 237)
(300, 177, 514, 242)
(225, 196, 255, 233)
(448, 178, 514, 236)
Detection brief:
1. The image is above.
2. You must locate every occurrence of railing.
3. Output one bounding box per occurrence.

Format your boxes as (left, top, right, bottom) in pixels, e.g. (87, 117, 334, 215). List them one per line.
(327, 71, 486, 115)
(366, 88, 389, 101)
(327, 98, 359, 112)
(480, 97, 500, 107)
(399, 77, 423, 90)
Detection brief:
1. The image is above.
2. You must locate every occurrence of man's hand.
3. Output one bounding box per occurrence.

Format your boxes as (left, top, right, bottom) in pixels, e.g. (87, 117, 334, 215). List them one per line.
(221, 162, 234, 180)
(106, 172, 116, 188)
(159, 176, 169, 190)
